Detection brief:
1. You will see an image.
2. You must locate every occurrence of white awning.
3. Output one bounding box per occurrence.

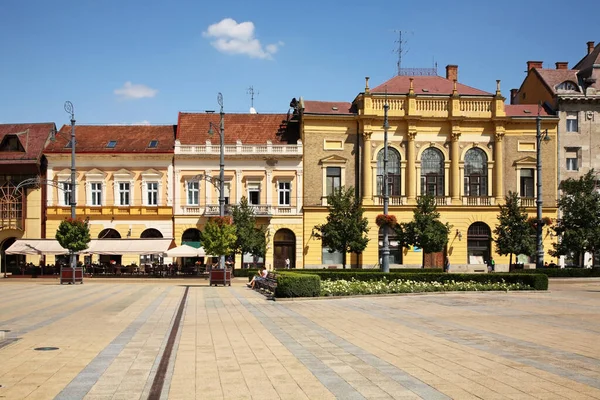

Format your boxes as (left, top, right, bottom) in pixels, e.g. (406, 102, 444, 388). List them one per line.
(86, 239, 174, 255)
(5, 239, 71, 255)
(165, 244, 209, 258)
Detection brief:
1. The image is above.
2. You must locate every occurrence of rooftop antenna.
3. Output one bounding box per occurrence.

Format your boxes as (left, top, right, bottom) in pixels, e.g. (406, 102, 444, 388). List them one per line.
(247, 85, 259, 114)
(393, 30, 413, 76)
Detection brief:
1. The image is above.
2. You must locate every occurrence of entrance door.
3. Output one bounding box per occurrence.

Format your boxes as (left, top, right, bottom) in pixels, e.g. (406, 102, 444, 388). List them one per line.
(273, 229, 295, 269)
(467, 222, 491, 264)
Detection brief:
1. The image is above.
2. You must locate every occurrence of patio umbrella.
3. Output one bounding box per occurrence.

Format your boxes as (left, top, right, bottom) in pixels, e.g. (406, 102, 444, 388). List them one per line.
(165, 244, 206, 257)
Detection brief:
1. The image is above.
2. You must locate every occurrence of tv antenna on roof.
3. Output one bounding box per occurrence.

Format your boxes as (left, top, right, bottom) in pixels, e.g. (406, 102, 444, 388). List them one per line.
(247, 86, 259, 114)
(393, 30, 413, 76)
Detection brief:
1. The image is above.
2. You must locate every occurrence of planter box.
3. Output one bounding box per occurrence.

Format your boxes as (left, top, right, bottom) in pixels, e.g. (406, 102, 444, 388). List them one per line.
(60, 267, 84, 284)
(209, 269, 231, 286)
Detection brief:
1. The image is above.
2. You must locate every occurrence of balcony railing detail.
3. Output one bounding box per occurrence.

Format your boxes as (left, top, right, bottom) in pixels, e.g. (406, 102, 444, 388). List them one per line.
(374, 196, 405, 206)
(462, 196, 494, 206)
(181, 206, 202, 215)
(519, 197, 536, 207)
(417, 196, 450, 206)
(175, 142, 303, 156)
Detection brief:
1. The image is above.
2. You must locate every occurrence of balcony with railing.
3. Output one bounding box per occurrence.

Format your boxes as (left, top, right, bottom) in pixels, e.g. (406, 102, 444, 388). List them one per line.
(367, 95, 494, 119)
(461, 196, 495, 206)
(175, 140, 303, 156)
(519, 197, 536, 207)
(417, 196, 451, 206)
(374, 196, 406, 206)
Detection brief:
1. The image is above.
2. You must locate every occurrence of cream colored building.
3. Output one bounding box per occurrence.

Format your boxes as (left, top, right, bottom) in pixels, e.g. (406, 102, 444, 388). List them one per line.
(174, 113, 303, 269)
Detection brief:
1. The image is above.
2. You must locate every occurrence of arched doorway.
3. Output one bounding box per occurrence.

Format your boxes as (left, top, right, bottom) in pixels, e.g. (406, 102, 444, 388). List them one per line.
(467, 222, 491, 264)
(181, 228, 201, 248)
(97, 228, 122, 266)
(378, 226, 402, 265)
(1, 237, 24, 275)
(273, 229, 295, 269)
(141, 228, 163, 238)
(180, 228, 203, 272)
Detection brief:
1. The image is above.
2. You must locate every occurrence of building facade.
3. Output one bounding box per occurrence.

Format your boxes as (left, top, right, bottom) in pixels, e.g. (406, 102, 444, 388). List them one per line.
(0, 123, 54, 273)
(299, 66, 559, 269)
(44, 125, 176, 266)
(174, 112, 303, 269)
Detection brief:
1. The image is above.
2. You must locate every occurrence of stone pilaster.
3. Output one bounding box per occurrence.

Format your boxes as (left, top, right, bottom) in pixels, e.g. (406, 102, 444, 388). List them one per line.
(362, 131, 373, 205)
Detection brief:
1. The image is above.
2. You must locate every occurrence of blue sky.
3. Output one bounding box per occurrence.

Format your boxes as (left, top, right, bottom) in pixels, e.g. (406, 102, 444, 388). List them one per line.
(1, 0, 597, 127)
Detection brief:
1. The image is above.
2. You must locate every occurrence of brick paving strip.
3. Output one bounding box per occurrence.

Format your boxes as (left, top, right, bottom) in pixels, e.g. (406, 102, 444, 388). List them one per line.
(340, 297, 600, 391)
(232, 289, 449, 399)
(54, 286, 173, 399)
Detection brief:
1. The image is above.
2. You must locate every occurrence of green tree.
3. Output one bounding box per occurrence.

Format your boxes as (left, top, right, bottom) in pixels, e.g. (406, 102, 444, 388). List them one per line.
(231, 196, 267, 266)
(201, 217, 237, 260)
(396, 195, 451, 267)
(55, 218, 91, 254)
(550, 170, 600, 267)
(494, 191, 535, 267)
(313, 186, 369, 269)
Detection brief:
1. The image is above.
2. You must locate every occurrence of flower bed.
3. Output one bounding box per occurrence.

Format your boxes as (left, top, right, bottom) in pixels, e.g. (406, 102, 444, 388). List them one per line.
(320, 277, 533, 297)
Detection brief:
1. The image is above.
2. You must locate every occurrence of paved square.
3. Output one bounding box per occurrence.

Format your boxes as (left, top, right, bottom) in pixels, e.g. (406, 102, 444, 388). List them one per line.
(1, 277, 600, 399)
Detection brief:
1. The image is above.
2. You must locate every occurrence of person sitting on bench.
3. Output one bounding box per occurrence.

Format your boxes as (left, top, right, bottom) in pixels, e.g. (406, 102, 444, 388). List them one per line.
(247, 267, 268, 289)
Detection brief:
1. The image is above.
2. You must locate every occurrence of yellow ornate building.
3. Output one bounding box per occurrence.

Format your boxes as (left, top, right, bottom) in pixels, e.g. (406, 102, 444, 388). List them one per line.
(298, 65, 559, 270)
(44, 125, 176, 266)
(174, 112, 303, 269)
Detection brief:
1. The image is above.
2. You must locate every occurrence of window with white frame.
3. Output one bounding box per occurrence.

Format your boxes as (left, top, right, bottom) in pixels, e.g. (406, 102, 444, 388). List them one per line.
(61, 182, 72, 206)
(248, 182, 260, 205)
(566, 147, 580, 171)
(91, 182, 102, 206)
(519, 169, 534, 198)
(278, 181, 291, 206)
(118, 182, 130, 206)
(566, 112, 579, 132)
(325, 167, 341, 196)
(224, 183, 231, 205)
(147, 182, 158, 206)
(187, 181, 199, 205)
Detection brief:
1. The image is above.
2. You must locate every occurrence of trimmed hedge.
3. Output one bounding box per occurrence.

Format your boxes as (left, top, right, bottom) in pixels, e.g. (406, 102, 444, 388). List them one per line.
(275, 272, 321, 298)
(292, 268, 443, 274)
(502, 268, 600, 278)
(233, 269, 260, 278)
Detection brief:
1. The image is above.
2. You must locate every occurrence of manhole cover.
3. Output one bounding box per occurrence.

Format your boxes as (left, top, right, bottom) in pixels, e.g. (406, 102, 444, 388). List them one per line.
(34, 347, 59, 351)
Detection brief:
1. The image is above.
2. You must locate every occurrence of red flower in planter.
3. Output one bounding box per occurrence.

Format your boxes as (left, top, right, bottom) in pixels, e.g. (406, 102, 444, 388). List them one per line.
(376, 214, 398, 228)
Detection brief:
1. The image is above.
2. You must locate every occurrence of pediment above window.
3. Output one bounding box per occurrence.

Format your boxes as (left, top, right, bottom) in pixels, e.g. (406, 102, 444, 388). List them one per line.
(513, 156, 537, 166)
(319, 155, 347, 165)
(85, 168, 107, 180)
(113, 168, 135, 179)
(141, 168, 163, 179)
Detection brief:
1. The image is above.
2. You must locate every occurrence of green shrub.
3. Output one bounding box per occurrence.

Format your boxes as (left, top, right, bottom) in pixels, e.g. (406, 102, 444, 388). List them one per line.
(275, 272, 321, 298)
(233, 268, 259, 278)
(292, 268, 442, 274)
(504, 268, 600, 278)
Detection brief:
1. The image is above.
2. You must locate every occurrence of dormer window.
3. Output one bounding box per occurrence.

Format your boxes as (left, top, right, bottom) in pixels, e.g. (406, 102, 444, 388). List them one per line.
(556, 81, 579, 92)
(0, 135, 25, 152)
(106, 140, 117, 148)
(148, 140, 158, 148)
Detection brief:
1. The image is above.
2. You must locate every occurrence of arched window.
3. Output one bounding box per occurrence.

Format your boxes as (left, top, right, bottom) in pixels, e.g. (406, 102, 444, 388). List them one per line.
(556, 81, 579, 92)
(98, 228, 121, 239)
(421, 148, 444, 196)
(141, 228, 163, 238)
(182, 228, 201, 248)
(377, 148, 401, 196)
(464, 148, 488, 196)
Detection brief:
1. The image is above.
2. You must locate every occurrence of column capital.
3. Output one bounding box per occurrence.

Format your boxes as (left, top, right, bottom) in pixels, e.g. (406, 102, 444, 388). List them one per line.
(494, 132, 505, 142)
(362, 131, 373, 140)
(407, 131, 417, 141)
(451, 132, 461, 142)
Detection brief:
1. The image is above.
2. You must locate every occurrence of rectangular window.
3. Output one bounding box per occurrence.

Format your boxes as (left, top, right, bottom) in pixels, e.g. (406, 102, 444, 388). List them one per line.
(248, 183, 260, 205)
(421, 175, 443, 196)
(187, 181, 199, 205)
(326, 167, 341, 195)
(566, 158, 579, 171)
(322, 245, 343, 264)
(62, 182, 72, 206)
(91, 182, 102, 206)
(147, 182, 158, 206)
(566, 112, 578, 132)
(118, 182, 130, 206)
(278, 182, 291, 206)
(223, 183, 231, 205)
(520, 169, 534, 198)
(565, 148, 580, 171)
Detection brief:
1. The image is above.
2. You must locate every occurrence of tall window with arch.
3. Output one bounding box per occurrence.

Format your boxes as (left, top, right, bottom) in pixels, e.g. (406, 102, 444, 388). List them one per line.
(420, 148, 444, 196)
(464, 148, 488, 196)
(377, 147, 401, 196)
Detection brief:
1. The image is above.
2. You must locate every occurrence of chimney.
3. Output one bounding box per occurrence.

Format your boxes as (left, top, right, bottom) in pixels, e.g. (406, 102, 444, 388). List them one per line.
(588, 41, 595, 55)
(510, 89, 518, 105)
(555, 62, 568, 70)
(445, 65, 458, 82)
(527, 61, 543, 71)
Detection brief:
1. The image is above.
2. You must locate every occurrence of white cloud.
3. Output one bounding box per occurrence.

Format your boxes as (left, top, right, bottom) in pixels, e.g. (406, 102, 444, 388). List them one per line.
(203, 18, 283, 60)
(114, 82, 158, 100)
(132, 120, 151, 125)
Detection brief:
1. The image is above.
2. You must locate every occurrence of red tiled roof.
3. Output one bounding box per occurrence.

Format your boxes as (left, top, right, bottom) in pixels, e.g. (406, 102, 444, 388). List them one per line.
(535, 69, 580, 94)
(573, 42, 600, 71)
(0, 123, 55, 163)
(303, 101, 354, 114)
(176, 113, 290, 145)
(370, 75, 491, 96)
(505, 104, 552, 117)
(44, 125, 175, 153)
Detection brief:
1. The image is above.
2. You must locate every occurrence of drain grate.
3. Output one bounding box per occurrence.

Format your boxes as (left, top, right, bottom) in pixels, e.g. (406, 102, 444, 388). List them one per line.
(34, 347, 59, 351)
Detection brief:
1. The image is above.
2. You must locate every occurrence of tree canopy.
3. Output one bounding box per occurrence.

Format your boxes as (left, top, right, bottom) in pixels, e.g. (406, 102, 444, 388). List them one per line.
(201, 216, 237, 259)
(550, 170, 600, 266)
(312, 186, 369, 269)
(493, 191, 535, 266)
(231, 196, 267, 263)
(55, 218, 91, 254)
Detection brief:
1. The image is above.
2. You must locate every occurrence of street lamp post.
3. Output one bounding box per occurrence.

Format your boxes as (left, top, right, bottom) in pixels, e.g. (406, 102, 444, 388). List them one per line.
(208, 93, 226, 270)
(536, 105, 550, 270)
(382, 96, 390, 273)
(65, 101, 77, 283)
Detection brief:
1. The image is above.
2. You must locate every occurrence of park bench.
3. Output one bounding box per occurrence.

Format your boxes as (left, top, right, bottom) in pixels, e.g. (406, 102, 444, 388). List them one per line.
(255, 272, 278, 296)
